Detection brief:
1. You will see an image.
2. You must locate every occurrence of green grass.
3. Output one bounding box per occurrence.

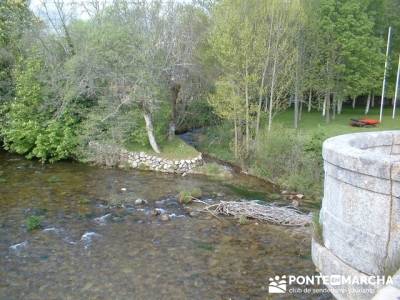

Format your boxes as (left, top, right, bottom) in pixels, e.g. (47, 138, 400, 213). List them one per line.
(274, 106, 400, 137)
(194, 123, 236, 163)
(197, 106, 400, 166)
(125, 137, 199, 160)
(195, 105, 400, 203)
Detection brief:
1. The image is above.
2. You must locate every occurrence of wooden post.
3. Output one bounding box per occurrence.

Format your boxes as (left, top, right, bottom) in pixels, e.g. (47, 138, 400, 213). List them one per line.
(380, 27, 392, 122)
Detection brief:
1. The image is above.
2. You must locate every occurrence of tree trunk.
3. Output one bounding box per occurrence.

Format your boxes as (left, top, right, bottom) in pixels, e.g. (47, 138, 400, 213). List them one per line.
(307, 90, 312, 112)
(325, 91, 330, 123)
(245, 58, 250, 154)
(392, 54, 400, 119)
(294, 67, 299, 129)
(234, 117, 238, 159)
(143, 111, 160, 154)
(332, 94, 336, 120)
(372, 93, 375, 107)
(268, 56, 277, 132)
(322, 96, 326, 117)
(352, 96, 356, 109)
(256, 13, 273, 137)
(256, 62, 268, 142)
(380, 27, 392, 122)
(365, 92, 371, 115)
(168, 84, 180, 141)
(294, 92, 299, 129)
(318, 95, 321, 111)
(337, 99, 343, 114)
(299, 96, 303, 121)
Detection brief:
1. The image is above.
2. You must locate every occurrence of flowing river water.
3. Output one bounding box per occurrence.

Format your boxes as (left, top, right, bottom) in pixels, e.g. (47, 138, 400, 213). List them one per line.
(0, 150, 330, 299)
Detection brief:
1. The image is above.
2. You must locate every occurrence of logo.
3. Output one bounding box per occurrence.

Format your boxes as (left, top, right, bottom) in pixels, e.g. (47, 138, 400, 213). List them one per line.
(267, 274, 394, 295)
(268, 275, 287, 294)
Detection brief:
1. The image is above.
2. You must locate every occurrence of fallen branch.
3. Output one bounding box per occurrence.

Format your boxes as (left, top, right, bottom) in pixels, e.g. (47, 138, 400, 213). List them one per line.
(209, 200, 311, 227)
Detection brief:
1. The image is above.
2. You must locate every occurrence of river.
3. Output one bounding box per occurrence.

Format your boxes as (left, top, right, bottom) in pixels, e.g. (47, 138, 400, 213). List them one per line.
(0, 150, 330, 299)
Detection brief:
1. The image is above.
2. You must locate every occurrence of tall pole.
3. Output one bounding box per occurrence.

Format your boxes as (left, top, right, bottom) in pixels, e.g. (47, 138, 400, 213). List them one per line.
(392, 54, 400, 119)
(380, 26, 392, 122)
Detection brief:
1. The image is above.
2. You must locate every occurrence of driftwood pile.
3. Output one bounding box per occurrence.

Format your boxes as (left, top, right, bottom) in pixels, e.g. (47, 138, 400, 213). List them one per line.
(198, 200, 311, 227)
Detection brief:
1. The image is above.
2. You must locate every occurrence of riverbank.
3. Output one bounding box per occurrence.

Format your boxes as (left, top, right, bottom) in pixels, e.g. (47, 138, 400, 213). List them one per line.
(190, 107, 400, 205)
(87, 140, 203, 174)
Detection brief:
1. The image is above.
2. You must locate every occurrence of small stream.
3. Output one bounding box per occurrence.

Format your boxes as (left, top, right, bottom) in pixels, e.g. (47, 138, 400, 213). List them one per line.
(0, 150, 330, 299)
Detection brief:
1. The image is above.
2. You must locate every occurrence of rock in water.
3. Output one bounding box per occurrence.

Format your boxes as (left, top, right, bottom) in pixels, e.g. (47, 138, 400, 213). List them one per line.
(135, 198, 148, 205)
(160, 214, 170, 221)
(189, 211, 200, 217)
(80, 232, 101, 249)
(94, 213, 112, 225)
(152, 208, 166, 216)
(10, 241, 28, 252)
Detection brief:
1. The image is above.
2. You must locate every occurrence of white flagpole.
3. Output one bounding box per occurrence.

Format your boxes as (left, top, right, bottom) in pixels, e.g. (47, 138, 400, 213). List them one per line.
(380, 26, 392, 122)
(392, 54, 400, 119)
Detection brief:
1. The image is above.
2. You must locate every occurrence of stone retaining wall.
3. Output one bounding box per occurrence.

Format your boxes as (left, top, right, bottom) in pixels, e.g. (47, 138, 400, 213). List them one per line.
(88, 142, 203, 174)
(313, 131, 400, 299)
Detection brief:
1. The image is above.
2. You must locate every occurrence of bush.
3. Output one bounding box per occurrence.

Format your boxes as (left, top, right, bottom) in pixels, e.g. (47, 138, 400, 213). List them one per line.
(178, 187, 202, 204)
(26, 215, 42, 231)
(251, 125, 324, 201)
(2, 56, 79, 162)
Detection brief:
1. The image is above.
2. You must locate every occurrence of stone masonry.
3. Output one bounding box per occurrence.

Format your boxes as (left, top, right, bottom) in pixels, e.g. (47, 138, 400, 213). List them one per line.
(88, 141, 203, 174)
(312, 131, 400, 300)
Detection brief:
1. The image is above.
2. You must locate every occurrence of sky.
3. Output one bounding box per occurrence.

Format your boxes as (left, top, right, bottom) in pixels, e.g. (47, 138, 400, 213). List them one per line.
(29, 0, 111, 20)
(29, 0, 193, 23)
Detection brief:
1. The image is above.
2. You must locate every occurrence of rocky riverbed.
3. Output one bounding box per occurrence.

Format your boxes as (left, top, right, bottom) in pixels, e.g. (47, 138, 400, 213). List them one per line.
(0, 150, 329, 299)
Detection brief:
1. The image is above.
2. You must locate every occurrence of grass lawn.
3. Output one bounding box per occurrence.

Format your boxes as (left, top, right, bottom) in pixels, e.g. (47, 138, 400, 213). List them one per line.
(195, 105, 400, 201)
(274, 106, 400, 137)
(125, 137, 199, 160)
(198, 106, 400, 164)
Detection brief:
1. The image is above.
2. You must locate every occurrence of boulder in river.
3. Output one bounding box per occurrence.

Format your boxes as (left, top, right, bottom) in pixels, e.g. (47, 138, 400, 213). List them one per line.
(160, 214, 170, 221)
(10, 241, 28, 252)
(135, 198, 148, 205)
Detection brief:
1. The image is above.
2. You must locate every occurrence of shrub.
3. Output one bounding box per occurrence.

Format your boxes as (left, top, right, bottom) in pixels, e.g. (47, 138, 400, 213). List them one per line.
(178, 191, 192, 204)
(252, 125, 324, 201)
(2, 56, 79, 162)
(178, 187, 202, 204)
(26, 215, 43, 231)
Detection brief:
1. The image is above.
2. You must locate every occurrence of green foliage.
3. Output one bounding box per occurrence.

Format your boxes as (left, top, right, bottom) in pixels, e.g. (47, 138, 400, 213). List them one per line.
(2, 56, 44, 156)
(304, 128, 326, 155)
(179, 99, 219, 131)
(254, 126, 324, 199)
(1, 0, 399, 169)
(307, 0, 383, 96)
(126, 110, 149, 147)
(178, 187, 202, 204)
(0, 0, 31, 102)
(198, 122, 324, 201)
(32, 117, 78, 162)
(178, 191, 193, 204)
(2, 56, 78, 162)
(26, 215, 42, 231)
